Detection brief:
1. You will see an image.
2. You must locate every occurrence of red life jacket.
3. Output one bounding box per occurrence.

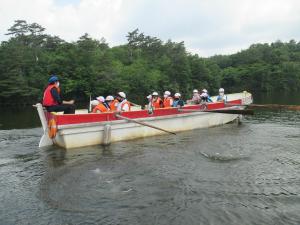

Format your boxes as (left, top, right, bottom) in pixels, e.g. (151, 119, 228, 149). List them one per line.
(42, 84, 60, 106)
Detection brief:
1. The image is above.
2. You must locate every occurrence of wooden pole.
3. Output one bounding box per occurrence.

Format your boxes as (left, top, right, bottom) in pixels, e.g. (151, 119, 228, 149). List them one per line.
(249, 104, 300, 111)
(178, 108, 254, 115)
(115, 114, 176, 135)
(226, 103, 300, 111)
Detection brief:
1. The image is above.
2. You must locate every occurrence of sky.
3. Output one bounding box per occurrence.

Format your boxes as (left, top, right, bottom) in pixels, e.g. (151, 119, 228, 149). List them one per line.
(1, 0, 300, 56)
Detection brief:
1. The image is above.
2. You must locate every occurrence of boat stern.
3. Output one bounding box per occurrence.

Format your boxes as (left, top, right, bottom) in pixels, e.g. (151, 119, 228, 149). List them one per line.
(34, 103, 53, 148)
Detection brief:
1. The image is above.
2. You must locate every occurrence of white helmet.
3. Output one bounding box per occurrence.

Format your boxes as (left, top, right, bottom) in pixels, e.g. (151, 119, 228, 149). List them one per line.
(118, 92, 126, 98)
(200, 92, 208, 97)
(193, 89, 198, 93)
(152, 91, 158, 96)
(105, 95, 114, 101)
(174, 92, 181, 98)
(164, 91, 171, 96)
(91, 100, 99, 106)
(147, 95, 152, 99)
(219, 88, 224, 93)
(202, 89, 208, 93)
(96, 96, 105, 102)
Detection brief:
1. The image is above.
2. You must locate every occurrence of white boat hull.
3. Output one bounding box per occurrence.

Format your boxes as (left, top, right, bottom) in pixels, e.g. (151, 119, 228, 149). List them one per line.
(37, 91, 252, 149)
(43, 110, 239, 149)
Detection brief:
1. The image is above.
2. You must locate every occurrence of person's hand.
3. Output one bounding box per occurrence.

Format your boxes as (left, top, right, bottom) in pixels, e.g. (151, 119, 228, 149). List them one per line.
(63, 100, 75, 104)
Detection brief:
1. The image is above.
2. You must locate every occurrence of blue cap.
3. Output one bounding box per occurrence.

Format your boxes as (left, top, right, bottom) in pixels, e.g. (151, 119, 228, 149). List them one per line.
(48, 75, 59, 83)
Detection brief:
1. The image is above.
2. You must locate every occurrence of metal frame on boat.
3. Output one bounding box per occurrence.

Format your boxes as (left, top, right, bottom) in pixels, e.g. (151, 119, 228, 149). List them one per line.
(35, 91, 253, 149)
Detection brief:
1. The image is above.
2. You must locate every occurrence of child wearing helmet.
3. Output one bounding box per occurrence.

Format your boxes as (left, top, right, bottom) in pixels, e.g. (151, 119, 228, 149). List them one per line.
(151, 92, 164, 109)
(216, 88, 227, 102)
(172, 93, 184, 107)
(187, 89, 201, 104)
(92, 96, 109, 113)
(163, 91, 173, 108)
(200, 89, 213, 103)
(116, 92, 131, 111)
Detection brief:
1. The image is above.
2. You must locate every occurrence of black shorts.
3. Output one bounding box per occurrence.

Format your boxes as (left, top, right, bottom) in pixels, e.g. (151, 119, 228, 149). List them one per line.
(46, 104, 75, 114)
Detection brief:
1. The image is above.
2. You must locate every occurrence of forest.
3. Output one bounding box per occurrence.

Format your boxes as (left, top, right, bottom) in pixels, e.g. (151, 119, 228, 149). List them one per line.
(0, 20, 300, 106)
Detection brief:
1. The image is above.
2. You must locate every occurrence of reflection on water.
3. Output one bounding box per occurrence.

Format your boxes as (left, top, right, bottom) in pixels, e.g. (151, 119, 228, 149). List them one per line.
(0, 107, 40, 130)
(0, 93, 300, 225)
(252, 91, 300, 105)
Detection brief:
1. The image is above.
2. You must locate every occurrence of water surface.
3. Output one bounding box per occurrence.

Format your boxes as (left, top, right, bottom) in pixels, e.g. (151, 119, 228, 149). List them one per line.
(0, 94, 300, 225)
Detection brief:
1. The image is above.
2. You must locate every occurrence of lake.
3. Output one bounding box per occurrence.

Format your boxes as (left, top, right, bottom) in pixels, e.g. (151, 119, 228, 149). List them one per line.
(0, 92, 300, 225)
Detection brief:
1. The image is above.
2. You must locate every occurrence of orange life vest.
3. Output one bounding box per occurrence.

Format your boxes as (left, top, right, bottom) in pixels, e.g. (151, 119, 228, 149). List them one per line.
(42, 84, 60, 106)
(152, 97, 163, 109)
(163, 97, 173, 108)
(110, 99, 119, 111)
(92, 103, 109, 113)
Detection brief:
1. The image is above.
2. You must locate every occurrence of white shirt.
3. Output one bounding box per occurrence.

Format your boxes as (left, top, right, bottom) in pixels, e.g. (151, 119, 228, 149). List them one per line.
(200, 93, 208, 98)
(117, 99, 130, 111)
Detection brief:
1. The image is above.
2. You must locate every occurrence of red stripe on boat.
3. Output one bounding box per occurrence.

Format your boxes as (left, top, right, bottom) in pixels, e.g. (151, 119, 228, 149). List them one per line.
(54, 100, 242, 125)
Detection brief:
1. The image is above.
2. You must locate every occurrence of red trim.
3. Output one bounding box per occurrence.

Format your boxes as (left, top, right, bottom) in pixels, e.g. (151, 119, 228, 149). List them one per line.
(54, 99, 242, 126)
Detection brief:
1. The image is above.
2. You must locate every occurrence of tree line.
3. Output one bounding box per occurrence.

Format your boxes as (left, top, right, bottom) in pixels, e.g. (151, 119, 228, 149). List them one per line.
(0, 20, 299, 106)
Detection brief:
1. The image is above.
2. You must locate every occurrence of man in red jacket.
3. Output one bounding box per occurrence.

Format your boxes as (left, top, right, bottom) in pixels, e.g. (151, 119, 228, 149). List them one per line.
(42, 75, 75, 114)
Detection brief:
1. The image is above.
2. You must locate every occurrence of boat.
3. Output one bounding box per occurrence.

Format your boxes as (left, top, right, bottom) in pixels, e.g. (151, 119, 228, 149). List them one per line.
(34, 91, 253, 149)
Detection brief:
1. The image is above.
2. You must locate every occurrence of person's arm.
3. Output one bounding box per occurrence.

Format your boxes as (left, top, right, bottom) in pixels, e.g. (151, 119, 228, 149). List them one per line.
(50, 87, 62, 104)
(171, 101, 175, 107)
(62, 100, 75, 104)
(122, 102, 130, 111)
(50, 87, 74, 105)
(122, 104, 129, 112)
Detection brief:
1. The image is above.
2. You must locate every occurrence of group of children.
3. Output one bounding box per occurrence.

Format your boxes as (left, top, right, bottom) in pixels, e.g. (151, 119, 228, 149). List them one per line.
(187, 88, 227, 104)
(146, 88, 227, 110)
(90, 88, 227, 113)
(90, 92, 131, 113)
(146, 91, 184, 110)
(43, 75, 228, 115)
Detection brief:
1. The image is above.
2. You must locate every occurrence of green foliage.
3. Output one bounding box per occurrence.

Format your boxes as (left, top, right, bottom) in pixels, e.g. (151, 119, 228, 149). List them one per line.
(1, 20, 300, 106)
(218, 41, 300, 93)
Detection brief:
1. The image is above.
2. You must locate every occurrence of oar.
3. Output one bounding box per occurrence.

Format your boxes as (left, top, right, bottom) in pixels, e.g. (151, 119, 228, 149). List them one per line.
(129, 101, 142, 107)
(249, 104, 300, 111)
(115, 114, 176, 135)
(178, 108, 254, 115)
(226, 103, 300, 111)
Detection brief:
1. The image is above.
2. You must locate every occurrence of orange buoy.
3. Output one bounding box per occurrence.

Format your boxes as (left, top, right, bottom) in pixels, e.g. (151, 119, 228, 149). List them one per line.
(48, 118, 57, 139)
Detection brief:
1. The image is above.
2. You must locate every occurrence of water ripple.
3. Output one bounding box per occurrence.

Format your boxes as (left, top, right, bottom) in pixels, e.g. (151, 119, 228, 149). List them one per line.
(1, 110, 300, 224)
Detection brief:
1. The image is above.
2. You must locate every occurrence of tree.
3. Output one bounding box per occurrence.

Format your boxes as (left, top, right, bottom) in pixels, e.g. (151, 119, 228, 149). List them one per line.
(1, 21, 300, 106)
